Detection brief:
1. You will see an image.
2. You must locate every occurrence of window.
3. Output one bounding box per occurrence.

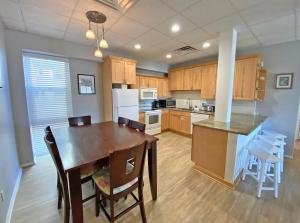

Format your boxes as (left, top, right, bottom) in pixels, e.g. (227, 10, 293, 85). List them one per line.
(23, 52, 73, 157)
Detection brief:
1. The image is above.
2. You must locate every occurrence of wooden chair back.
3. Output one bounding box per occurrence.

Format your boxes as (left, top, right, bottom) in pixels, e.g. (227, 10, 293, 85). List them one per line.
(129, 120, 146, 133)
(109, 141, 147, 193)
(118, 116, 130, 126)
(68, 115, 91, 127)
(44, 127, 69, 205)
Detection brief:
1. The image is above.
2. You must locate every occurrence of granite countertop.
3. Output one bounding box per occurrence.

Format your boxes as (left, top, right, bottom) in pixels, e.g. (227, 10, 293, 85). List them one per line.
(139, 108, 214, 116)
(193, 113, 267, 135)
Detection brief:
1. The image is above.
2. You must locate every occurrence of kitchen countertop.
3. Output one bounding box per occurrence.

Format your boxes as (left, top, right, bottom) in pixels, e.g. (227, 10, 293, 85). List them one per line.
(139, 107, 214, 116)
(193, 113, 267, 135)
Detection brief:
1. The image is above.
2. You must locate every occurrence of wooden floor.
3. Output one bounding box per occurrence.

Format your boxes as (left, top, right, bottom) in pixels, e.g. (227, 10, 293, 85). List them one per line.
(11, 132, 300, 223)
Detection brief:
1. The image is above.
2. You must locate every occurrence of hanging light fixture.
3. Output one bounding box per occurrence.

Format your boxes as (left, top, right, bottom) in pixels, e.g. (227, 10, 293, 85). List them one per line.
(85, 21, 95, 39)
(99, 24, 109, 48)
(86, 11, 108, 57)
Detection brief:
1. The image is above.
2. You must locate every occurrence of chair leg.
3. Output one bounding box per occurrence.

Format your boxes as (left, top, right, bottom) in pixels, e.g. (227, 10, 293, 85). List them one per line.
(138, 184, 147, 223)
(58, 187, 63, 210)
(274, 162, 279, 198)
(257, 161, 266, 198)
(110, 199, 115, 223)
(64, 200, 70, 223)
(57, 173, 60, 188)
(95, 187, 100, 217)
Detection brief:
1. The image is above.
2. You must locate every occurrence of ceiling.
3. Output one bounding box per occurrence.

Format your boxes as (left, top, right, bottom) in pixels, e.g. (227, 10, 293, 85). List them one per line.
(0, 0, 299, 64)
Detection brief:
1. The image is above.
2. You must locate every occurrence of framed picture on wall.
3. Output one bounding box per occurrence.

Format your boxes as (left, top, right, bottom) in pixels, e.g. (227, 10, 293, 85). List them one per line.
(275, 73, 293, 89)
(77, 74, 96, 94)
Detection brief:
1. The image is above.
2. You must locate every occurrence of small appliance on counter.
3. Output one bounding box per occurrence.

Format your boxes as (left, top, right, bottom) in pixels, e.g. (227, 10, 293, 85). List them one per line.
(158, 99, 176, 108)
(201, 103, 215, 112)
(140, 88, 157, 100)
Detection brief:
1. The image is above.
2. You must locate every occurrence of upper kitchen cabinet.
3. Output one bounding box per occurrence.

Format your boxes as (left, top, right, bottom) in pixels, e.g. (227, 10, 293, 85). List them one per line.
(103, 56, 137, 85)
(200, 63, 217, 99)
(169, 66, 202, 91)
(233, 56, 262, 100)
(169, 69, 183, 90)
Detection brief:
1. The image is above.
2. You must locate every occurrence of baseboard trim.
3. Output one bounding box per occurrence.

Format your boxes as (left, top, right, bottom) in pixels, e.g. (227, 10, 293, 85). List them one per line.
(5, 169, 22, 223)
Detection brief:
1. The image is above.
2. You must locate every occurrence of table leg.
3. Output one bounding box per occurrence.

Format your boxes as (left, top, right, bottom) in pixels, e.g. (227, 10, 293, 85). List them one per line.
(148, 141, 157, 200)
(68, 169, 83, 223)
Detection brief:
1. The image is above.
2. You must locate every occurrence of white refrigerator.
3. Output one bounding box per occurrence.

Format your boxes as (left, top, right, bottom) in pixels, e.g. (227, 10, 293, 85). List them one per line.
(112, 89, 139, 123)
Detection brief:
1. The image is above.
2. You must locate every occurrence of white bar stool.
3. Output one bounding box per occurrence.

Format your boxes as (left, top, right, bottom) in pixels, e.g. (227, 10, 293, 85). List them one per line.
(261, 130, 287, 141)
(243, 142, 281, 198)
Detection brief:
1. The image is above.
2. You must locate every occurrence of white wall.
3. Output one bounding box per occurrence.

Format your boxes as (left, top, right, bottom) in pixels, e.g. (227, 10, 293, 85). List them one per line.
(5, 29, 169, 166)
(0, 21, 20, 223)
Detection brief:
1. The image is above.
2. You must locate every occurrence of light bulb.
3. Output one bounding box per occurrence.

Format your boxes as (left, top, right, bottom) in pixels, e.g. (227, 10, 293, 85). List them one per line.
(134, 44, 141, 50)
(99, 39, 109, 48)
(86, 29, 95, 39)
(166, 54, 172, 59)
(202, 42, 210, 49)
(171, 24, 180, 33)
(94, 48, 103, 57)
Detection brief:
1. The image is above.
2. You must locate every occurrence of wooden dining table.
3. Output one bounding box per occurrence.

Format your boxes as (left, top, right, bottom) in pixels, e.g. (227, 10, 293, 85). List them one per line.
(52, 121, 158, 223)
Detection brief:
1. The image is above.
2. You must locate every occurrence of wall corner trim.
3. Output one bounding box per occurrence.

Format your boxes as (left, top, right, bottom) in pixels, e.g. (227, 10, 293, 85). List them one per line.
(5, 169, 22, 223)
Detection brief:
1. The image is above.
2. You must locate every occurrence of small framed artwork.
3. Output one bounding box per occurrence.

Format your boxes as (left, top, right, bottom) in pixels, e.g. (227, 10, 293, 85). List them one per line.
(275, 73, 293, 89)
(77, 74, 96, 95)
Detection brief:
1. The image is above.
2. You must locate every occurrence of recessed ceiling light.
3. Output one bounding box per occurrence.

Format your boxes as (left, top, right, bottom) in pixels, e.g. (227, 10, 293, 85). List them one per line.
(171, 24, 180, 33)
(134, 44, 141, 50)
(202, 42, 210, 49)
(166, 54, 172, 59)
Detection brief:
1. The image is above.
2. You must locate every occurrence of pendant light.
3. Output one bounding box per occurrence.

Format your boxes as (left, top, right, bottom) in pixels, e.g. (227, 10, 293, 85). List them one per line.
(94, 25, 103, 58)
(85, 21, 95, 39)
(99, 24, 109, 48)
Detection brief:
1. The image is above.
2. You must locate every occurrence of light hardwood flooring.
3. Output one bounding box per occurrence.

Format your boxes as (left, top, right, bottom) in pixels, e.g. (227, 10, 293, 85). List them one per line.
(11, 132, 300, 223)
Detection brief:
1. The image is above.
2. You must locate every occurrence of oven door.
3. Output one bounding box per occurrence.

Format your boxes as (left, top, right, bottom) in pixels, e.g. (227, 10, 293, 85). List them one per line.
(145, 112, 161, 128)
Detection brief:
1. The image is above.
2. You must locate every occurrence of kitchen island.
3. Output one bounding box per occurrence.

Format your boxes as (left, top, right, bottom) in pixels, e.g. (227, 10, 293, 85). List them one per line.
(191, 113, 267, 189)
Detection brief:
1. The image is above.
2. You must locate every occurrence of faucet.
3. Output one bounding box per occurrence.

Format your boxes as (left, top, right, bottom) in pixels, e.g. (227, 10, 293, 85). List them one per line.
(187, 98, 193, 110)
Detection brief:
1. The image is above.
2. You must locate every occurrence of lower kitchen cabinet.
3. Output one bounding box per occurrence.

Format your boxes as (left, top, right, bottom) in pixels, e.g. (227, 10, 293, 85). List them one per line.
(169, 110, 191, 135)
(161, 109, 169, 131)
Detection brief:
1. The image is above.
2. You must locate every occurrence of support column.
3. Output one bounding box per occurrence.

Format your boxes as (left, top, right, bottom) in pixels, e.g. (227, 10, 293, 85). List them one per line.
(214, 29, 237, 123)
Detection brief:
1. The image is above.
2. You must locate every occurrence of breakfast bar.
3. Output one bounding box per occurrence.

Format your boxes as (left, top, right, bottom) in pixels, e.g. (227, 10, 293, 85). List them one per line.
(191, 114, 267, 188)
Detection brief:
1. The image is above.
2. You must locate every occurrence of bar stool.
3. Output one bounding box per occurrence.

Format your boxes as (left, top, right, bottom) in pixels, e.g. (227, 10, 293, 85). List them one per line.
(243, 141, 281, 198)
(261, 130, 287, 141)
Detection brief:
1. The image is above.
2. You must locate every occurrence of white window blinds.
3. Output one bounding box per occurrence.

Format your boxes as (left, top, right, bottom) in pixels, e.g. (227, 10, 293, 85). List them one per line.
(23, 52, 73, 156)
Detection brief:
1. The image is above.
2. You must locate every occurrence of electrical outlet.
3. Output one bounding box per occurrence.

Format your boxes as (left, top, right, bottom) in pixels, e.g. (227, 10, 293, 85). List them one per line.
(0, 190, 4, 202)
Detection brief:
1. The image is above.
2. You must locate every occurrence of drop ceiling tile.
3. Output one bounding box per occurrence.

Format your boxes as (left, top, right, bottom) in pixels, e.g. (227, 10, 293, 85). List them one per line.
(161, 0, 199, 12)
(237, 29, 255, 41)
(20, 0, 77, 18)
(251, 14, 295, 37)
(22, 5, 69, 30)
(181, 0, 235, 27)
(110, 16, 149, 38)
(64, 32, 95, 46)
(154, 14, 197, 37)
(237, 38, 260, 50)
(104, 30, 133, 48)
(240, 0, 294, 26)
(229, 0, 265, 10)
(134, 29, 169, 46)
(2, 18, 26, 31)
(0, 0, 22, 21)
(175, 28, 211, 45)
(72, 0, 121, 29)
(257, 27, 295, 46)
(203, 14, 247, 35)
(27, 23, 65, 39)
(191, 38, 219, 53)
(297, 26, 300, 39)
(156, 39, 186, 51)
(67, 19, 89, 36)
(125, 0, 176, 27)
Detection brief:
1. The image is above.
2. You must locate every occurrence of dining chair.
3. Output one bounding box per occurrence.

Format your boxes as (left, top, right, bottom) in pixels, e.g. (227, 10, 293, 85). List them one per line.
(68, 115, 91, 127)
(118, 116, 130, 126)
(129, 120, 146, 133)
(93, 141, 148, 223)
(44, 126, 95, 223)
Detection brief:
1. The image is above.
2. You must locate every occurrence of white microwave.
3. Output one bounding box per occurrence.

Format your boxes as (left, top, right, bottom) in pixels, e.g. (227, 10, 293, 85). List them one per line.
(140, 88, 158, 100)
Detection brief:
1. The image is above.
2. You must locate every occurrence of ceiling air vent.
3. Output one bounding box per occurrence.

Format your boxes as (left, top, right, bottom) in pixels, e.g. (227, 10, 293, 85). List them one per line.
(94, 0, 139, 11)
(173, 46, 198, 56)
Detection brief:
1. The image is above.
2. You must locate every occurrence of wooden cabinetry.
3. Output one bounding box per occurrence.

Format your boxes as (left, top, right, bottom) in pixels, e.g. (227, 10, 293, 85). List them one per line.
(169, 70, 183, 90)
(200, 64, 217, 99)
(132, 75, 170, 98)
(169, 66, 202, 91)
(139, 112, 145, 124)
(105, 56, 137, 85)
(161, 109, 169, 131)
(169, 110, 191, 135)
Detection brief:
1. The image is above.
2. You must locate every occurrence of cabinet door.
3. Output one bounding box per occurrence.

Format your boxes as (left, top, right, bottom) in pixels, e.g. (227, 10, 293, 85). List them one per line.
(169, 112, 181, 131)
(183, 68, 193, 90)
(201, 64, 217, 99)
(139, 76, 149, 88)
(130, 76, 140, 89)
(124, 61, 136, 84)
(169, 70, 183, 90)
(233, 60, 244, 99)
(192, 66, 202, 90)
(241, 58, 258, 100)
(111, 59, 125, 84)
(180, 115, 191, 134)
(158, 78, 171, 98)
(161, 110, 169, 131)
(148, 77, 159, 88)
